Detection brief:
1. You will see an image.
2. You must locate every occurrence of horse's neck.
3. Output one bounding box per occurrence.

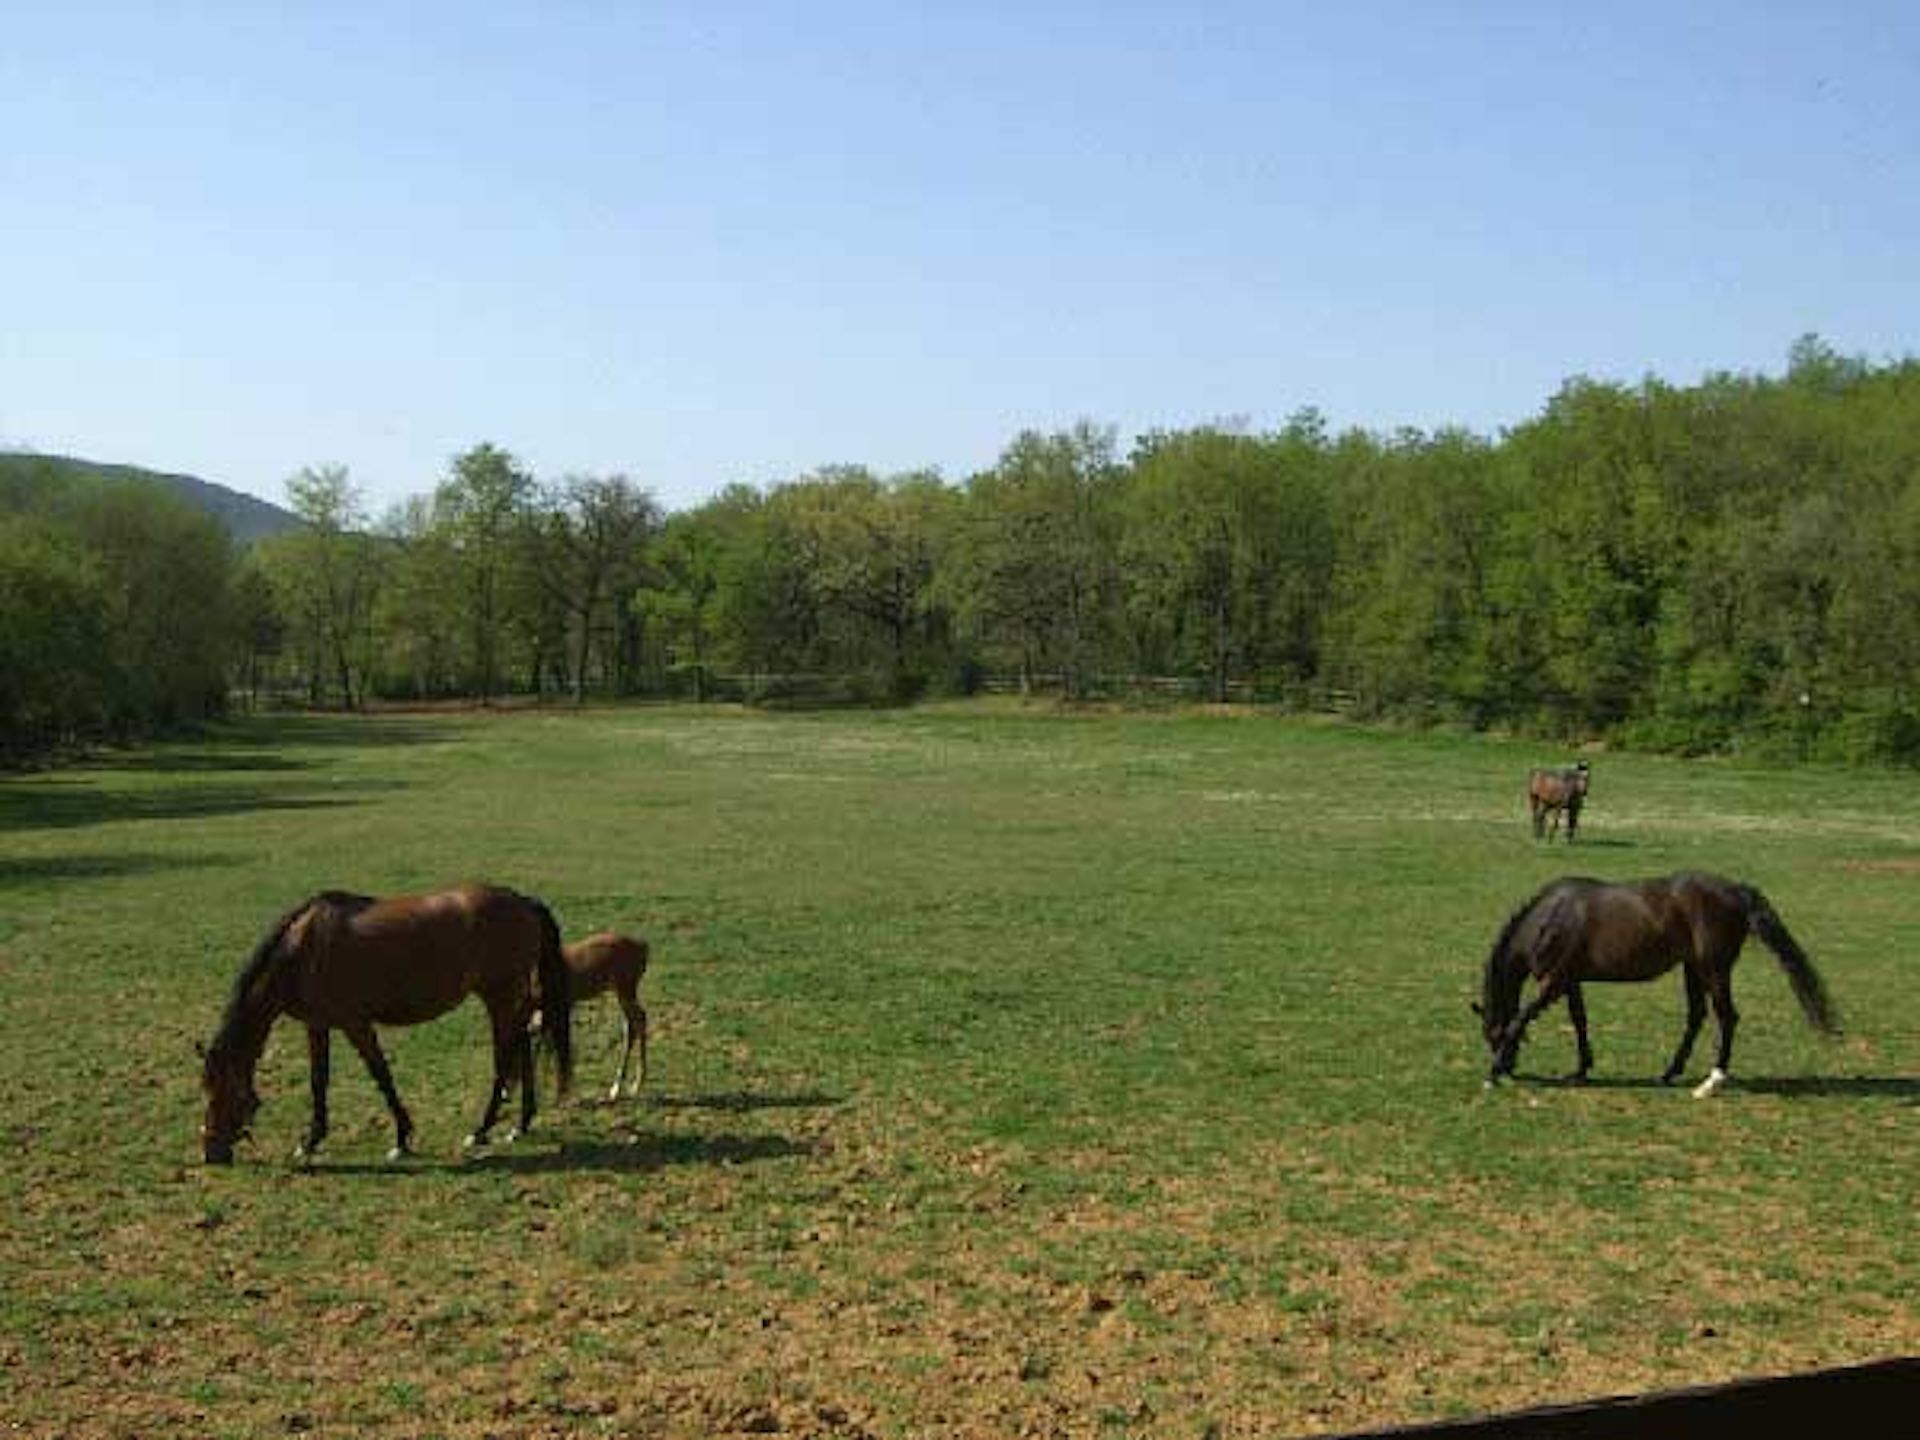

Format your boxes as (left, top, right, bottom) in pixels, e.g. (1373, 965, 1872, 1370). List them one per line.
(1485, 944, 1528, 1023)
(212, 968, 286, 1073)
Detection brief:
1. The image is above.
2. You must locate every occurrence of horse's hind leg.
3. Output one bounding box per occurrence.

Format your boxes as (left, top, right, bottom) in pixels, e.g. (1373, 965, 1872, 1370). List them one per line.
(1692, 966, 1739, 1099)
(343, 1023, 415, 1160)
(467, 1004, 523, 1148)
(513, 1023, 537, 1140)
(1661, 967, 1708, 1085)
(296, 1025, 331, 1161)
(1530, 799, 1546, 840)
(1564, 983, 1594, 1080)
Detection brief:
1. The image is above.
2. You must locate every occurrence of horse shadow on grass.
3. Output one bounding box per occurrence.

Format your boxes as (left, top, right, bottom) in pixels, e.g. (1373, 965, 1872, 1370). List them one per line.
(645, 1089, 843, 1114)
(1513, 1072, 1920, 1101)
(308, 1131, 818, 1177)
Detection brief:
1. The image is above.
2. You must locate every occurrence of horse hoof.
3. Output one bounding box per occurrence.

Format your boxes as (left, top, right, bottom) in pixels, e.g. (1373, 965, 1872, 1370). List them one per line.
(607, 1083, 623, 1102)
(385, 1145, 412, 1164)
(292, 1146, 315, 1167)
(463, 1132, 489, 1151)
(1691, 1068, 1728, 1099)
(503, 1127, 524, 1145)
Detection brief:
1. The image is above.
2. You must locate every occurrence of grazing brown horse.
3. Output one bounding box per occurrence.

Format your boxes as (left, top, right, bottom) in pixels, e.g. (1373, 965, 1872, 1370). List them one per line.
(555, 931, 651, 1100)
(1475, 872, 1837, 1095)
(1527, 760, 1590, 842)
(199, 885, 574, 1164)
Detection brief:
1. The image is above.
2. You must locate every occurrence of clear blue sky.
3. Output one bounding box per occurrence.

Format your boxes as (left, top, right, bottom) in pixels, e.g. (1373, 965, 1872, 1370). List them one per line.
(5, 2, 1917, 515)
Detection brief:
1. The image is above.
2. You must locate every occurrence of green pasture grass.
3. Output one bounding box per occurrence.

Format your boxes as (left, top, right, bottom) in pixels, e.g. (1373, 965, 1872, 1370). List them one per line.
(0, 702, 1914, 1436)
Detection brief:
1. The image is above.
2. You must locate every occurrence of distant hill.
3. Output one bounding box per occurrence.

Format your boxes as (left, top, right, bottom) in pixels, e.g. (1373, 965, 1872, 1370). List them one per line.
(0, 451, 302, 543)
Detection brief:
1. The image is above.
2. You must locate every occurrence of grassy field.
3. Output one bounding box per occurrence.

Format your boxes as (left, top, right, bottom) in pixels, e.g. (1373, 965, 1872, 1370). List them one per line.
(0, 702, 1913, 1437)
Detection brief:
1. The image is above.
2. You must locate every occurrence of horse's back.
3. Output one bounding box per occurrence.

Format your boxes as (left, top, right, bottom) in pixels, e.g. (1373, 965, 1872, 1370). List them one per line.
(293, 884, 549, 1025)
(1512, 876, 1603, 948)
(562, 931, 648, 1000)
(1559, 874, 1746, 978)
(1528, 766, 1587, 807)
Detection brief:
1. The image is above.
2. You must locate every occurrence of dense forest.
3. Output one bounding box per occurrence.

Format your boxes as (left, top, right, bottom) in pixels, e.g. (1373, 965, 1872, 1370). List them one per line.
(6, 337, 1920, 764)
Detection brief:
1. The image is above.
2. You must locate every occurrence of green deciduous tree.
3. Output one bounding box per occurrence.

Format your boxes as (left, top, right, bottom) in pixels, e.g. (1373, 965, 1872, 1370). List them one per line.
(259, 465, 382, 708)
(436, 443, 537, 703)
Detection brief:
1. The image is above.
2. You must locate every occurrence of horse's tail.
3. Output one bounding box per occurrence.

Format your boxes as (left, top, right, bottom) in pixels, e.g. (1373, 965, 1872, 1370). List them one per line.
(531, 897, 575, 1097)
(1741, 885, 1840, 1035)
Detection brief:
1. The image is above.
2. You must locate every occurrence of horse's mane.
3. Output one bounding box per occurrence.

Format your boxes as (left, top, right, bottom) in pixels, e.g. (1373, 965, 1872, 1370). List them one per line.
(209, 891, 373, 1061)
(1479, 880, 1565, 1022)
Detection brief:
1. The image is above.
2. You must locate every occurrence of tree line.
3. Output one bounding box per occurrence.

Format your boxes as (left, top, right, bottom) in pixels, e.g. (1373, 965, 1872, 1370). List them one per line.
(6, 337, 1920, 764)
(1, 456, 249, 757)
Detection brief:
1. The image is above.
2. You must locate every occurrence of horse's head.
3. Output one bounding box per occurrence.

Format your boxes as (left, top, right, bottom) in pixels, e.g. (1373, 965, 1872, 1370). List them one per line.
(1571, 760, 1591, 794)
(1469, 999, 1510, 1055)
(199, 1040, 260, 1165)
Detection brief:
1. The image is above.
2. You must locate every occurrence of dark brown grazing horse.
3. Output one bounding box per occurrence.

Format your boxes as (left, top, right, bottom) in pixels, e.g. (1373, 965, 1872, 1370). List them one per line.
(1527, 760, 1590, 842)
(553, 931, 651, 1101)
(1475, 872, 1837, 1096)
(199, 885, 574, 1164)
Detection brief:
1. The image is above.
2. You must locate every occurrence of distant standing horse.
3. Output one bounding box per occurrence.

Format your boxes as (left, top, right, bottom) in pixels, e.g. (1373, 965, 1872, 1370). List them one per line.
(1527, 760, 1590, 842)
(1474, 871, 1837, 1096)
(552, 931, 651, 1101)
(199, 885, 574, 1164)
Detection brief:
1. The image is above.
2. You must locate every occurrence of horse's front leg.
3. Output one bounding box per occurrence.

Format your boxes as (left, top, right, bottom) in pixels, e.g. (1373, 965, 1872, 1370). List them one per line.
(295, 1025, 331, 1161)
(1491, 974, 1566, 1081)
(342, 1022, 415, 1160)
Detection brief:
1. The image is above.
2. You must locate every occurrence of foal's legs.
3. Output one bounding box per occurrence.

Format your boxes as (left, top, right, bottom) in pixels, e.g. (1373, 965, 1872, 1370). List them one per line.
(610, 979, 650, 1100)
(296, 1025, 331, 1160)
(342, 1022, 415, 1159)
(1563, 983, 1594, 1080)
(1660, 967, 1708, 1085)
